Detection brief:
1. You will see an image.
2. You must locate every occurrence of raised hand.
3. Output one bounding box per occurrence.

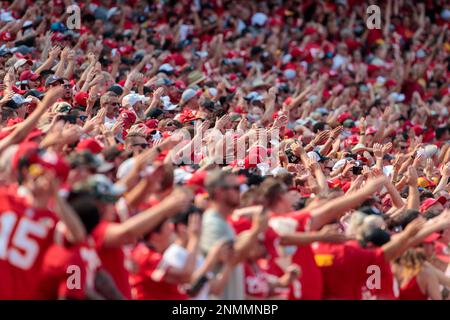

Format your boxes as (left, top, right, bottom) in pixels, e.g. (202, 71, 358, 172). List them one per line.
(313, 130, 330, 145)
(405, 166, 418, 186)
(440, 162, 450, 177)
(214, 114, 231, 131)
(373, 143, 383, 159)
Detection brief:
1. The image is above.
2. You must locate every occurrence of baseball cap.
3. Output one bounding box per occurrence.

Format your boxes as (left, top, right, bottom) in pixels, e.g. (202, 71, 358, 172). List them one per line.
(19, 70, 40, 81)
(76, 138, 104, 154)
(180, 89, 197, 105)
(161, 95, 178, 111)
(13, 142, 70, 182)
(68, 151, 114, 173)
(12, 94, 32, 105)
(74, 91, 89, 107)
(13, 58, 32, 70)
(122, 93, 146, 107)
(45, 75, 64, 86)
(73, 174, 125, 203)
(0, 49, 12, 57)
(107, 84, 124, 96)
(146, 108, 164, 119)
(420, 196, 446, 212)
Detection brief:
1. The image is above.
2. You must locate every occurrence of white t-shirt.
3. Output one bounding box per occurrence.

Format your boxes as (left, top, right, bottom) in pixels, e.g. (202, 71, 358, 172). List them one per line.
(163, 243, 209, 300)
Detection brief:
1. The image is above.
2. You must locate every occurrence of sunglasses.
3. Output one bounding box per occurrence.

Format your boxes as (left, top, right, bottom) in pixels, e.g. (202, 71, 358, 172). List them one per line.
(132, 143, 149, 148)
(221, 184, 240, 191)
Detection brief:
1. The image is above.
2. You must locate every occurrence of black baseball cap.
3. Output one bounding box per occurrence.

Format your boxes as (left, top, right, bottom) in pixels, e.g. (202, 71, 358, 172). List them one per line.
(45, 75, 64, 86)
(107, 84, 124, 96)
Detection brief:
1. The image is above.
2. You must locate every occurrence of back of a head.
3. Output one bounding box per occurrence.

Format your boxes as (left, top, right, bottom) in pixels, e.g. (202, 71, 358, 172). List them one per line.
(67, 191, 101, 235)
(258, 177, 286, 208)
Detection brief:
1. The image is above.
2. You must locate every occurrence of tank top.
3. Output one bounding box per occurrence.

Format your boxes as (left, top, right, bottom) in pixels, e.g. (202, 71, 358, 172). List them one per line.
(399, 276, 428, 300)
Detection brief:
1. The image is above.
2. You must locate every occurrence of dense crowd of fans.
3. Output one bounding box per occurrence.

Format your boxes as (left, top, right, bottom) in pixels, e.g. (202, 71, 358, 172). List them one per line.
(0, 0, 449, 300)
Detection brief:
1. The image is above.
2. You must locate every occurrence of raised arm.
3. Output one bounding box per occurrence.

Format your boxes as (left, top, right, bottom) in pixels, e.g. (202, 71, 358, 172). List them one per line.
(0, 87, 63, 155)
(309, 176, 386, 231)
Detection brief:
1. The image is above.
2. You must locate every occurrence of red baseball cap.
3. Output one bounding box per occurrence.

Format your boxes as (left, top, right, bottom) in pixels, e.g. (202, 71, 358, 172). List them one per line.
(74, 91, 89, 107)
(13, 142, 70, 182)
(365, 126, 377, 135)
(76, 138, 103, 154)
(337, 112, 352, 123)
(119, 110, 137, 130)
(19, 70, 40, 81)
(435, 242, 450, 263)
(420, 196, 447, 213)
(145, 119, 159, 129)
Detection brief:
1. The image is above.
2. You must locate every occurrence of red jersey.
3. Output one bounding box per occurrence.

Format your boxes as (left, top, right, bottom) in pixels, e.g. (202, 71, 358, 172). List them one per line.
(230, 211, 323, 299)
(399, 276, 428, 300)
(312, 240, 386, 300)
(265, 211, 323, 300)
(129, 243, 187, 300)
(0, 189, 58, 299)
(92, 220, 131, 299)
(244, 261, 271, 299)
(36, 239, 102, 300)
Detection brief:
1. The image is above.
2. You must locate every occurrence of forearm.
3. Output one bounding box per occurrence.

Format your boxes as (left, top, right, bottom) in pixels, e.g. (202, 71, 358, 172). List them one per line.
(64, 61, 75, 80)
(35, 58, 55, 74)
(54, 59, 65, 78)
(54, 195, 86, 244)
(94, 269, 125, 300)
(313, 168, 330, 193)
(310, 182, 379, 230)
(209, 263, 234, 296)
(119, 201, 179, 239)
(233, 227, 259, 264)
(407, 185, 420, 210)
(433, 175, 449, 195)
(183, 238, 200, 282)
(382, 232, 412, 261)
(280, 231, 326, 246)
(408, 222, 448, 248)
(123, 179, 152, 211)
(385, 181, 405, 208)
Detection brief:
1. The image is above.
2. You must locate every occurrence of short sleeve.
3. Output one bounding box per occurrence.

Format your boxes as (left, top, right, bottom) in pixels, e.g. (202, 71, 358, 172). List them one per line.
(143, 251, 170, 283)
(163, 244, 188, 270)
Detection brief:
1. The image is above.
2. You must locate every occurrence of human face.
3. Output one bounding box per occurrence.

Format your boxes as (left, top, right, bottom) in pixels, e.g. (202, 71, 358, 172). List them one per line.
(128, 136, 149, 154)
(62, 81, 72, 99)
(217, 176, 241, 208)
(161, 120, 178, 132)
(152, 220, 175, 251)
(103, 97, 121, 118)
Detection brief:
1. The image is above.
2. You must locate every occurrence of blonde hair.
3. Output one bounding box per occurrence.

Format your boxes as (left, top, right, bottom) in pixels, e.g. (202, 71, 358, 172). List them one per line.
(397, 248, 427, 280)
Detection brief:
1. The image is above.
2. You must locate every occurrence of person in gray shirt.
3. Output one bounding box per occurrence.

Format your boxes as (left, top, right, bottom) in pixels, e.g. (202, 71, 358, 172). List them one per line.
(200, 170, 266, 300)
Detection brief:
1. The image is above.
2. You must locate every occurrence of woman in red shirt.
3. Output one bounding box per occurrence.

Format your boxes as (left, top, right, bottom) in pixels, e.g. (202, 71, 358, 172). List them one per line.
(394, 248, 441, 300)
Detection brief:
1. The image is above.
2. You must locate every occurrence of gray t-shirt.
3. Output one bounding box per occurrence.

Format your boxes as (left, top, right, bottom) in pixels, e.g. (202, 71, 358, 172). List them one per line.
(200, 209, 245, 300)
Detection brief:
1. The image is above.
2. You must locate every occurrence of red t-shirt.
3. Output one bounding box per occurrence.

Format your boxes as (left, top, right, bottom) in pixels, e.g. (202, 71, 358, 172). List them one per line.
(399, 276, 428, 300)
(265, 211, 323, 300)
(91, 220, 132, 299)
(244, 261, 272, 299)
(0, 188, 58, 299)
(312, 240, 386, 300)
(230, 211, 323, 299)
(129, 243, 187, 300)
(36, 240, 102, 300)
